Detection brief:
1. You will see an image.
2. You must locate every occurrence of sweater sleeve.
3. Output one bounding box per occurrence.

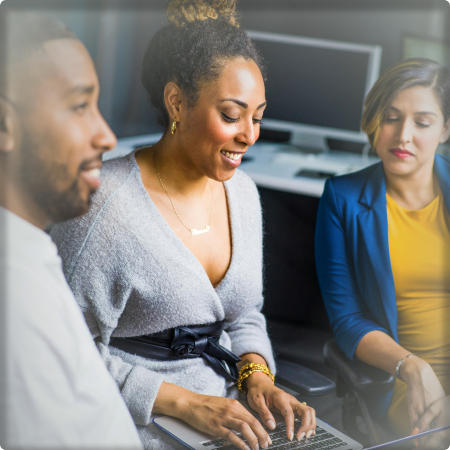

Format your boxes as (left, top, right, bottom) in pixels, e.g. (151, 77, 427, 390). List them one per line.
(226, 307, 276, 374)
(51, 210, 165, 427)
(315, 178, 389, 360)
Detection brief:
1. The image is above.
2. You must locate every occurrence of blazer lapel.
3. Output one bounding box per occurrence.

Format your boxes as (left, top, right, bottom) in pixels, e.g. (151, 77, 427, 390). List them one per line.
(356, 163, 398, 339)
(434, 155, 450, 214)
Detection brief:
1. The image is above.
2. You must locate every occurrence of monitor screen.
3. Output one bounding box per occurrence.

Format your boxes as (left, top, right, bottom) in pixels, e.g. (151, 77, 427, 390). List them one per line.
(248, 32, 382, 144)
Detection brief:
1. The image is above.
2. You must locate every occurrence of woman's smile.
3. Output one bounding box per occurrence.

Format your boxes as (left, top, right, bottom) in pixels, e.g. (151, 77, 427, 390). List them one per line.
(220, 150, 245, 167)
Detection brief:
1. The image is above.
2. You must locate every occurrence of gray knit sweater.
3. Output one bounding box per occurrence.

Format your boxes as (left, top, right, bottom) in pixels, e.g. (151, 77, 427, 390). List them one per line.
(51, 151, 275, 450)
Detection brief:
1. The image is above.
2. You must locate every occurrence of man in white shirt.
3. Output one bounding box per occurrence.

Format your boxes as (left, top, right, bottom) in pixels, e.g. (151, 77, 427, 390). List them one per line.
(0, 11, 143, 449)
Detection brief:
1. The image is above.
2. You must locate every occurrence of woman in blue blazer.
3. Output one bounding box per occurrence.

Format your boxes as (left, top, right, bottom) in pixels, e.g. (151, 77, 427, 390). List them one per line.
(315, 58, 450, 440)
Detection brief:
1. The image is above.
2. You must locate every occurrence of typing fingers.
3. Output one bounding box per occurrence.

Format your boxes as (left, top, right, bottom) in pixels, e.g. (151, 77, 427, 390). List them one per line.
(218, 424, 255, 450)
(274, 396, 295, 441)
(223, 414, 271, 450)
(295, 402, 316, 440)
(247, 391, 276, 431)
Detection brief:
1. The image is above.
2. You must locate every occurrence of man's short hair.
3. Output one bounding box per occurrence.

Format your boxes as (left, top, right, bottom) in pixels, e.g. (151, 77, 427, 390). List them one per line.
(0, 11, 77, 95)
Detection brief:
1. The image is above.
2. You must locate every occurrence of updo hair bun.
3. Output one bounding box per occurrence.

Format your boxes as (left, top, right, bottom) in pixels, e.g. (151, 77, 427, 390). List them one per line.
(167, 0, 239, 28)
(142, 0, 264, 128)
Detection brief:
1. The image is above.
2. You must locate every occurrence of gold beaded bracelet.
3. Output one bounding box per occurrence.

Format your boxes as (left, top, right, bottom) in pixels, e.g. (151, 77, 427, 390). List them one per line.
(237, 363, 275, 393)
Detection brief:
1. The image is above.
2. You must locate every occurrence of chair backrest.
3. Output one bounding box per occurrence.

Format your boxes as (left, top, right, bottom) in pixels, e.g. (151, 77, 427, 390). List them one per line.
(259, 186, 331, 330)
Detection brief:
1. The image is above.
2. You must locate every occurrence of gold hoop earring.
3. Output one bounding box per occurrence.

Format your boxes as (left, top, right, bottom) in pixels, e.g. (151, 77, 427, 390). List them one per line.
(171, 118, 177, 135)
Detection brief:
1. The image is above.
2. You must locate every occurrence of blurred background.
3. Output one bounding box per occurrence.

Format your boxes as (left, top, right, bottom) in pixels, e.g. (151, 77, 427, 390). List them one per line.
(4, 0, 450, 139)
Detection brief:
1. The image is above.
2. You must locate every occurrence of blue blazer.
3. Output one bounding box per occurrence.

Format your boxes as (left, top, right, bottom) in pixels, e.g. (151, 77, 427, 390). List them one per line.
(315, 155, 450, 413)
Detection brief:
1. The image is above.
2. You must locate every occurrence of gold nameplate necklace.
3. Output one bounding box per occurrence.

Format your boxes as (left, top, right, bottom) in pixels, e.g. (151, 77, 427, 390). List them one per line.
(155, 150, 214, 236)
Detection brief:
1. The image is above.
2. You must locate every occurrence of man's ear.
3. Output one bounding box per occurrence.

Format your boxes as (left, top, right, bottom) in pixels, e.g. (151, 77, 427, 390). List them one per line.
(0, 96, 16, 153)
(163, 82, 183, 123)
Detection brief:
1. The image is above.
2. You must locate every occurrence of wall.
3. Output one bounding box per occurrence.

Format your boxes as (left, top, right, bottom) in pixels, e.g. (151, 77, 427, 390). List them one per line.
(2, 0, 450, 138)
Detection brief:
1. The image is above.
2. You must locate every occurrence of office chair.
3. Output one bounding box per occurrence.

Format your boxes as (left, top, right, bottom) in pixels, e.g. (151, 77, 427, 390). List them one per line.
(323, 339, 396, 447)
(276, 357, 336, 397)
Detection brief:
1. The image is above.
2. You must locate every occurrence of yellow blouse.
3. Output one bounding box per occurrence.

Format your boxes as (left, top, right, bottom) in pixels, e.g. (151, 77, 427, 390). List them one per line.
(386, 193, 450, 436)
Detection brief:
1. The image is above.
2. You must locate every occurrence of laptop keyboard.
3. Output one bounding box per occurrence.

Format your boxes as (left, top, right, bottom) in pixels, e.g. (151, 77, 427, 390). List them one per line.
(201, 419, 348, 450)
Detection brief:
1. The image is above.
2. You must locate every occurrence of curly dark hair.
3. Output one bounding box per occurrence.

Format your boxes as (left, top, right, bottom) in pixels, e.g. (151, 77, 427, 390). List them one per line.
(141, 0, 266, 128)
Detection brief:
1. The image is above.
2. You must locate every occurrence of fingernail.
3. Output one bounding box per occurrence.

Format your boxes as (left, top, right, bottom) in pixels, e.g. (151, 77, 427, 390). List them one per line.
(289, 431, 294, 441)
(298, 432, 305, 441)
(306, 430, 313, 438)
(243, 445, 251, 450)
(267, 420, 275, 430)
(255, 444, 260, 450)
(268, 436, 272, 446)
(412, 428, 419, 435)
(262, 441, 268, 449)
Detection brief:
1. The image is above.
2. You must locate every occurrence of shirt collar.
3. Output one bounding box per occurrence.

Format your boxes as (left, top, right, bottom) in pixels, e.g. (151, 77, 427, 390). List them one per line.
(0, 206, 58, 263)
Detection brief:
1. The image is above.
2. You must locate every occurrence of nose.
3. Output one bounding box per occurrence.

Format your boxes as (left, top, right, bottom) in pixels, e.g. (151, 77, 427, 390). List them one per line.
(397, 119, 413, 146)
(92, 109, 117, 154)
(236, 117, 257, 148)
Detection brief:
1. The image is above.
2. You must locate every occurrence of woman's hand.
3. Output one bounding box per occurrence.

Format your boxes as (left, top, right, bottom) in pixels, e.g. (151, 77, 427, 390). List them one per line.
(401, 356, 446, 431)
(246, 371, 317, 442)
(176, 390, 272, 450)
(412, 395, 450, 449)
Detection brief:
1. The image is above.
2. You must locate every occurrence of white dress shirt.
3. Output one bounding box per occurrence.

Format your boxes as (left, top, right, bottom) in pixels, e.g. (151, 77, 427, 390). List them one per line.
(0, 207, 143, 449)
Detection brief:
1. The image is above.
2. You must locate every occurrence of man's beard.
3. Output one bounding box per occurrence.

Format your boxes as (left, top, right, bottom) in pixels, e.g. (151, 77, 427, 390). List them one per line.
(19, 143, 96, 224)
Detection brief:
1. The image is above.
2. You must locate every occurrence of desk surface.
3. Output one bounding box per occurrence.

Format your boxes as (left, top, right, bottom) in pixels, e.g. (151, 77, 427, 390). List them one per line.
(108, 133, 379, 197)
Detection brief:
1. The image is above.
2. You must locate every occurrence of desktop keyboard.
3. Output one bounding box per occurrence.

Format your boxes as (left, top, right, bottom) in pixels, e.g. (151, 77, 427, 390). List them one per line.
(201, 419, 348, 450)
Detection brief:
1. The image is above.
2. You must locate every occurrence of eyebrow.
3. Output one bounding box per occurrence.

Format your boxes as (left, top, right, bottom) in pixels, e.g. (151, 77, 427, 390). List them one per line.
(220, 98, 267, 109)
(389, 106, 438, 116)
(65, 85, 96, 96)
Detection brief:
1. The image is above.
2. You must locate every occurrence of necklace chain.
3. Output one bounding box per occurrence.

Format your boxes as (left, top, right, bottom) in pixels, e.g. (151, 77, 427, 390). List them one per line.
(154, 150, 214, 236)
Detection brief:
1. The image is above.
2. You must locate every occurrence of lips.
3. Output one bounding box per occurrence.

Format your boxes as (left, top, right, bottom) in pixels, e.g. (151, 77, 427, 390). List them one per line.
(80, 160, 102, 190)
(389, 148, 413, 159)
(220, 150, 244, 168)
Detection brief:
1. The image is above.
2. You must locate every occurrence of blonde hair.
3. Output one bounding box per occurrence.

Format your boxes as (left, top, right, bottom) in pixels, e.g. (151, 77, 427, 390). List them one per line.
(361, 58, 450, 148)
(167, 0, 239, 28)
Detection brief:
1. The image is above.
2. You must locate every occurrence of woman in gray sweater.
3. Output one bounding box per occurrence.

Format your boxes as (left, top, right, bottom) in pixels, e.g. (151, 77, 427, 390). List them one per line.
(51, 1, 316, 449)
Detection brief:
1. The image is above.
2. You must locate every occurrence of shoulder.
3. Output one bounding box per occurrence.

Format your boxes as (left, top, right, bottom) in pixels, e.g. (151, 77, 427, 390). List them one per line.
(436, 154, 450, 164)
(324, 161, 382, 205)
(226, 168, 259, 199)
(225, 169, 262, 226)
(435, 154, 450, 174)
(92, 152, 138, 205)
(50, 153, 139, 274)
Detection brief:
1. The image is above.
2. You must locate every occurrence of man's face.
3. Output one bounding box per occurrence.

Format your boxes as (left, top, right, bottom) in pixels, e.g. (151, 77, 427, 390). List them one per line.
(9, 39, 116, 223)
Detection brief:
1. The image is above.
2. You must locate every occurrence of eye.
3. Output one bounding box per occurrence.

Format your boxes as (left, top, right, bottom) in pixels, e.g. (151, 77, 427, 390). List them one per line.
(416, 122, 430, 128)
(72, 102, 89, 113)
(253, 118, 263, 125)
(385, 117, 398, 123)
(221, 112, 239, 123)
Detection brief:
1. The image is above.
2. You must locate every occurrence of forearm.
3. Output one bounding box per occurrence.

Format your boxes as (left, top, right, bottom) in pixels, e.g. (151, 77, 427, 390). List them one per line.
(238, 353, 273, 390)
(354, 330, 411, 375)
(238, 352, 267, 369)
(152, 381, 194, 418)
(154, 354, 272, 418)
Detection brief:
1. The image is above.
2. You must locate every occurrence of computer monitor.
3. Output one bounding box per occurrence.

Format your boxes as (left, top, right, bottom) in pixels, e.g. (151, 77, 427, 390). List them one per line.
(247, 31, 382, 152)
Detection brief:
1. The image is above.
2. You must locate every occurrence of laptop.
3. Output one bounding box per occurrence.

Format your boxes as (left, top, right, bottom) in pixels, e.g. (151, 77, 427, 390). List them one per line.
(363, 425, 450, 450)
(153, 400, 363, 450)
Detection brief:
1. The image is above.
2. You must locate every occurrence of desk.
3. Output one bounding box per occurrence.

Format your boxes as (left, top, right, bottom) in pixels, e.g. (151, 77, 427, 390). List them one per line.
(109, 133, 380, 198)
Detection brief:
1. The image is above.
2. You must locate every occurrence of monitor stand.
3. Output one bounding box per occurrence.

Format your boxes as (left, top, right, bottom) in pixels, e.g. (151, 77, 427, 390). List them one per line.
(290, 132, 329, 154)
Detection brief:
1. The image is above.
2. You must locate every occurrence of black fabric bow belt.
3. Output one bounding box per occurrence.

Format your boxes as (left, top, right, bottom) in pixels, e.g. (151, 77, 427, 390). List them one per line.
(109, 321, 241, 382)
